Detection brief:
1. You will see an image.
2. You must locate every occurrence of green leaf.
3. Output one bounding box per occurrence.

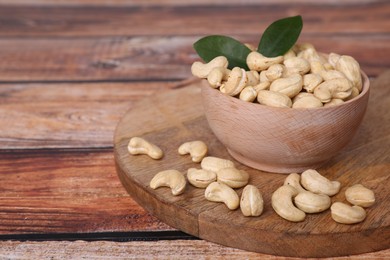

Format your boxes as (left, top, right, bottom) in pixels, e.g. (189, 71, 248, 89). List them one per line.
(193, 35, 251, 70)
(258, 15, 303, 57)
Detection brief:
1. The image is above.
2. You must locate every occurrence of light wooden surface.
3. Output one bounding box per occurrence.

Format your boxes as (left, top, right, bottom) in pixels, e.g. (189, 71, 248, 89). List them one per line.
(0, 0, 389, 258)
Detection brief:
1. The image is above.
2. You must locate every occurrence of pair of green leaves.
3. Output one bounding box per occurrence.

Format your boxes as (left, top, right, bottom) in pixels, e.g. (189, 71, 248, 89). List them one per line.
(193, 15, 303, 71)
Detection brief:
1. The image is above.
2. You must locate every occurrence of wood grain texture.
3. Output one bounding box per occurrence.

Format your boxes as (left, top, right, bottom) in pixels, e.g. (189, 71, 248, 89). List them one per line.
(0, 81, 178, 149)
(114, 73, 390, 257)
(0, 35, 387, 82)
(0, 151, 172, 234)
(0, 0, 384, 6)
(1, 240, 389, 260)
(0, 2, 388, 36)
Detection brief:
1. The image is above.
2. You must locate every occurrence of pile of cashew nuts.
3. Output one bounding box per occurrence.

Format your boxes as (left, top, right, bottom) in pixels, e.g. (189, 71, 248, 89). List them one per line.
(128, 137, 375, 224)
(191, 43, 363, 108)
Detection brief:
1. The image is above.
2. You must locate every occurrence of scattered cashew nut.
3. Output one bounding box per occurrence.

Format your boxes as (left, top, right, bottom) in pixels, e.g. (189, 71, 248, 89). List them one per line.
(240, 185, 264, 217)
(331, 202, 366, 224)
(301, 169, 341, 196)
(128, 137, 163, 160)
(150, 170, 186, 195)
(283, 173, 306, 193)
(187, 168, 216, 188)
(272, 185, 306, 222)
(178, 140, 208, 163)
(294, 191, 331, 213)
(205, 182, 239, 210)
(201, 156, 235, 173)
(216, 167, 249, 188)
(345, 184, 375, 207)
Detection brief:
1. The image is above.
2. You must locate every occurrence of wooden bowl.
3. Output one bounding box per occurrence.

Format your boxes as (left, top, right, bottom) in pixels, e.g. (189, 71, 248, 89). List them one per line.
(200, 72, 370, 173)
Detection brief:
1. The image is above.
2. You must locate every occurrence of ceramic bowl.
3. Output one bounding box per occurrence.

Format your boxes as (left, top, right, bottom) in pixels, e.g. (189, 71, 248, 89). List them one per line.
(200, 71, 370, 173)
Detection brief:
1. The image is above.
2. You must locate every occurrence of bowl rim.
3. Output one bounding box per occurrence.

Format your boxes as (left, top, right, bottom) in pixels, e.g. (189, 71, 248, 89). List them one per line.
(201, 70, 370, 111)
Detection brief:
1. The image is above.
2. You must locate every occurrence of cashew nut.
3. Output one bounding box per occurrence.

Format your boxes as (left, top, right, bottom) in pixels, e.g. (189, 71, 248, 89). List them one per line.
(220, 67, 247, 96)
(205, 182, 239, 210)
(191, 56, 228, 78)
(187, 168, 216, 188)
(150, 170, 186, 195)
(207, 67, 231, 88)
(253, 81, 270, 92)
(239, 86, 257, 102)
(335, 55, 362, 91)
(292, 95, 323, 108)
(283, 49, 296, 60)
(128, 137, 163, 160)
(301, 169, 341, 196)
(246, 51, 284, 71)
(323, 98, 344, 107)
(283, 173, 306, 193)
(297, 47, 326, 63)
(272, 185, 306, 222)
(294, 42, 316, 53)
(201, 156, 235, 173)
(310, 60, 325, 74)
(240, 185, 264, 217)
(314, 78, 353, 103)
(320, 70, 346, 81)
(257, 90, 292, 108)
(259, 71, 269, 83)
(269, 74, 303, 98)
(303, 73, 323, 93)
(283, 57, 310, 76)
(331, 202, 366, 224)
(345, 87, 360, 101)
(265, 64, 284, 81)
(328, 53, 341, 67)
(246, 70, 260, 86)
(216, 167, 249, 188)
(294, 191, 331, 213)
(178, 140, 208, 163)
(345, 184, 375, 208)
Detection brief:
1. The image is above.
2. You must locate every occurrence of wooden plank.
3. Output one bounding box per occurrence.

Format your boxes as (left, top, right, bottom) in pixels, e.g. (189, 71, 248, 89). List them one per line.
(0, 35, 387, 82)
(0, 3, 388, 37)
(113, 73, 390, 257)
(0, 151, 173, 234)
(0, 0, 384, 6)
(0, 81, 179, 149)
(1, 240, 389, 259)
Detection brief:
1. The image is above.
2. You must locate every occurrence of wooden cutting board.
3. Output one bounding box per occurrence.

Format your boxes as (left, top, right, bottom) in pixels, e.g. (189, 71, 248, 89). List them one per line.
(114, 73, 390, 258)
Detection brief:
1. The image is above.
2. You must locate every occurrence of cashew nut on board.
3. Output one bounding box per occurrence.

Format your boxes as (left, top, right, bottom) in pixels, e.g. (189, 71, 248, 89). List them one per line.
(294, 191, 331, 213)
(187, 168, 216, 188)
(331, 202, 366, 224)
(216, 167, 249, 189)
(240, 185, 264, 217)
(128, 137, 163, 160)
(205, 182, 239, 210)
(201, 156, 235, 173)
(150, 170, 187, 196)
(178, 140, 208, 163)
(301, 169, 341, 196)
(345, 184, 375, 207)
(272, 185, 306, 222)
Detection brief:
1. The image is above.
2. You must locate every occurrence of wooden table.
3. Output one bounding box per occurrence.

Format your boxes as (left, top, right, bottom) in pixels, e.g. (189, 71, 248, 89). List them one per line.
(0, 1, 389, 258)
